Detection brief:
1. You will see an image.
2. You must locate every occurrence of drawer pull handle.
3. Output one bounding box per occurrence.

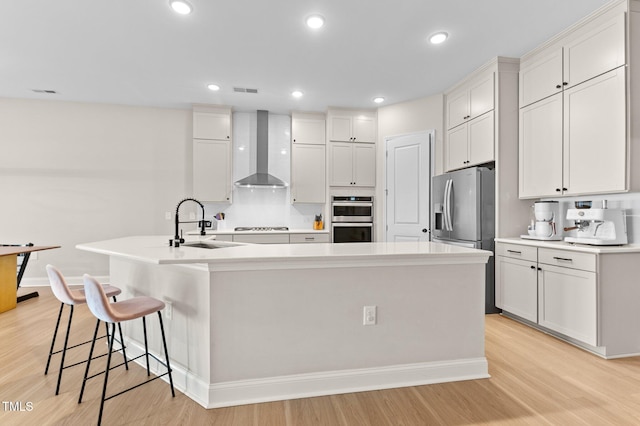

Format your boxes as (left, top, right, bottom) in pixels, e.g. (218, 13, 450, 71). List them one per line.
(530, 265, 536, 270)
(305, 237, 314, 241)
(553, 256, 573, 262)
(507, 250, 522, 254)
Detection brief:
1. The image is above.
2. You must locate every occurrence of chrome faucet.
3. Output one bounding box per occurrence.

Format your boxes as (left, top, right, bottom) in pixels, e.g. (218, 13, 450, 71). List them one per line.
(170, 198, 206, 247)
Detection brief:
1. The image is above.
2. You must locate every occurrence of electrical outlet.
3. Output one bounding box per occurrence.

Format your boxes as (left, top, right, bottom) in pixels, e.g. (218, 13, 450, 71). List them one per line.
(363, 305, 377, 326)
(164, 301, 173, 320)
(165, 212, 172, 220)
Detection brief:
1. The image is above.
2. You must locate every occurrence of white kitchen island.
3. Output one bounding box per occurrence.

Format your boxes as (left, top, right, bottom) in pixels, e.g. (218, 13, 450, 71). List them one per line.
(77, 236, 492, 408)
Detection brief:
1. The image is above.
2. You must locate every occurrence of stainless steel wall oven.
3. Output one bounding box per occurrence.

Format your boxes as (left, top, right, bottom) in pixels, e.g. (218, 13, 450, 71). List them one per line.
(331, 196, 374, 243)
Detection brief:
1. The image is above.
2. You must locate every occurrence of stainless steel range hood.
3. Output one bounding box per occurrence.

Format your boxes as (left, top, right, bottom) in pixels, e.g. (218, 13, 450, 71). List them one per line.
(234, 110, 288, 188)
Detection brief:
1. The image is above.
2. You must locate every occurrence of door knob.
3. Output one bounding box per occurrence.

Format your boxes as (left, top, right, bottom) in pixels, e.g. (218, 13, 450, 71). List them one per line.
(422, 228, 428, 233)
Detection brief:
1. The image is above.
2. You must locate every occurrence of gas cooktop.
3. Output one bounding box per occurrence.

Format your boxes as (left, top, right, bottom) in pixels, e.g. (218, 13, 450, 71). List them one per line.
(233, 227, 289, 232)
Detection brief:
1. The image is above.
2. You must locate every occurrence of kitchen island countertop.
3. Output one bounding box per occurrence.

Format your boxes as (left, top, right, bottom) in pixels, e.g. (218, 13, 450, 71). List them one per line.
(77, 236, 492, 270)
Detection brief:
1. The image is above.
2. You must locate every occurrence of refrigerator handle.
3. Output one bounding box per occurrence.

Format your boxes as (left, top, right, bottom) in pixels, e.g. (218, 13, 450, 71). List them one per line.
(443, 179, 452, 231)
(445, 179, 453, 231)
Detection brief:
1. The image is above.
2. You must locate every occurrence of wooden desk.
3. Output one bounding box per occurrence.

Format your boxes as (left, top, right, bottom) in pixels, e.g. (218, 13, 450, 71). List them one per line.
(0, 245, 60, 313)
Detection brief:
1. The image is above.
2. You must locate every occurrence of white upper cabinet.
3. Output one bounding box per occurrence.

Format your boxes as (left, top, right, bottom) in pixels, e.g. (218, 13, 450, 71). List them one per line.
(519, 7, 626, 108)
(193, 110, 231, 140)
(291, 144, 326, 203)
(192, 106, 233, 203)
(328, 111, 376, 143)
(563, 11, 626, 90)
(519, 94, 564, 198)
(291, 112, 326, 203)
(329, 142, 376, 187)
(519, 48, 564, 108)
(562, 67, 627, 195)
(446, 71, 494, 130)
(518, 2, 630, 198)
(292, 112, 326, 145)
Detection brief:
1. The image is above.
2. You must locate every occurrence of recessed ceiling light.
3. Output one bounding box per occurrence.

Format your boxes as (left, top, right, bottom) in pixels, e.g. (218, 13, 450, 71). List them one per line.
(373, 97, 385, 104)
(292, 90, 304, 98)
(429, 32, 448, 44)
(306, 15, 325, 29)
(170, 0, 193, 15)
(207, 84, 220, 91)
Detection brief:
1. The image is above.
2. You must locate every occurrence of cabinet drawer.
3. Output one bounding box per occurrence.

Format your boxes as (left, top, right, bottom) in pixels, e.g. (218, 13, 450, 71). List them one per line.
(290, 233, 330, 244)
(538, 248, 596, 272)
(496, 243, 537, 262)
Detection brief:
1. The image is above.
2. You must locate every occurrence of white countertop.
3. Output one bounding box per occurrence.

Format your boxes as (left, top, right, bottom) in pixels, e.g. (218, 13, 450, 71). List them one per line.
(495, 237, 640, 254)
(76, 236, 492, 270)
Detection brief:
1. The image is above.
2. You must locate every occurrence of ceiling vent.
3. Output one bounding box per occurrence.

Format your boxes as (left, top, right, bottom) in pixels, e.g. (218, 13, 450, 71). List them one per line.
(233, 87, 258, 94)
(32, 89, 57, 94)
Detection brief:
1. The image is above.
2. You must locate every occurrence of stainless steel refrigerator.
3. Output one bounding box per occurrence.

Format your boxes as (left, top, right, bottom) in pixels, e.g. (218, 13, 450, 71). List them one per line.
(431, 166, 497, 313)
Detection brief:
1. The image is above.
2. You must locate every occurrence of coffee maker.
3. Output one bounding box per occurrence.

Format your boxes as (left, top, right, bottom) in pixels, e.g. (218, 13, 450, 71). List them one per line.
(564, 200, 627, 245)
(521, 201, 563, 240)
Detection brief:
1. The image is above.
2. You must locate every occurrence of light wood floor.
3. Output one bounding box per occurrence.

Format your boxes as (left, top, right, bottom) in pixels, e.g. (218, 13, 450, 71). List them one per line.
(2, 288, 640, 425)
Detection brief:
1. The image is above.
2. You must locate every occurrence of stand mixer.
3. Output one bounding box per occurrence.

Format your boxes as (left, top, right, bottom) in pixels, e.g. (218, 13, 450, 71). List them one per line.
(563, 200, 627, 245)
(521, 201, 563, 241)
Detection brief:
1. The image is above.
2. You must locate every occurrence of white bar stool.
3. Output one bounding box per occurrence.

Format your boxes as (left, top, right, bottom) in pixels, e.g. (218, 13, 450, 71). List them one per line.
(44, 264, 128, 395)
(79, 273, 175, 426)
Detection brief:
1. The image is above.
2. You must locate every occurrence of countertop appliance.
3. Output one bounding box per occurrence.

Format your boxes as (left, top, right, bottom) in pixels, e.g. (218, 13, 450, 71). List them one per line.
(432, 167, 497, 313)
(564, 206, 628, 245)
(521, 201, 563, 241)
(331, 196, 374, 243)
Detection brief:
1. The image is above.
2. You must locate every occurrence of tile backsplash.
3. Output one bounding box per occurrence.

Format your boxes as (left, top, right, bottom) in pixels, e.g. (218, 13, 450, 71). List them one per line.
(202, 111, 325, 230)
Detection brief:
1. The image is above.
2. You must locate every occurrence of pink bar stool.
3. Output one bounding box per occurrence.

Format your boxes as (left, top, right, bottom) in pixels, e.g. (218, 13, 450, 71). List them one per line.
(79, 274, 175, 426)
(44, 264, 128, 395)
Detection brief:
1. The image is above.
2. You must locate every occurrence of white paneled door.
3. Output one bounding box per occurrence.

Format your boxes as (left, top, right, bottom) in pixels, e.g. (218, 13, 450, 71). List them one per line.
(385, 132, 433, 242)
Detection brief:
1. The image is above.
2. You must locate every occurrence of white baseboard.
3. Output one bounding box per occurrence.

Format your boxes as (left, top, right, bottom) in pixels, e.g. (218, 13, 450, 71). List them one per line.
(123, 338, 489, 409)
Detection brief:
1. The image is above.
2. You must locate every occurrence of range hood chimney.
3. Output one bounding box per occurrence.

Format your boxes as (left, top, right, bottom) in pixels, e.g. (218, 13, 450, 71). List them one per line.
(234, 110, 288, 188)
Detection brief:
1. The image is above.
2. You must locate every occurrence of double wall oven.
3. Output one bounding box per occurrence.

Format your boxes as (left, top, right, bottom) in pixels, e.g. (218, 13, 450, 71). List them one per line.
(331, 196, 374, 243)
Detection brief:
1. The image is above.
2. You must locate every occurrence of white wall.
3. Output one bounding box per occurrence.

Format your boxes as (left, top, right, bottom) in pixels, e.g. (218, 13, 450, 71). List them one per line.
(0, 98, 191, 280)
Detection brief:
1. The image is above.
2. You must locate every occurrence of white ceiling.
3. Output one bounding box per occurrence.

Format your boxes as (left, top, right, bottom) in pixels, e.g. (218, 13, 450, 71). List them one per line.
(0, 0, 611, 114)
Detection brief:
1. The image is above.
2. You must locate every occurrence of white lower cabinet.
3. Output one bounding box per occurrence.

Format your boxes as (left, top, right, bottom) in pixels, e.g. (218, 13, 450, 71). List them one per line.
(496, 242, 598, 347)
(538, 264, 597, 346)
(496, 256, 538, 323)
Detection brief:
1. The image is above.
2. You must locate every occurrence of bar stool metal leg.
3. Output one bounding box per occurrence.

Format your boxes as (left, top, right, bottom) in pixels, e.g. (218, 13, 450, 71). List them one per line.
(142, 316, 150, 376)
(54, 304, 74, 395)
(44, 302, 65, 375)
(78, 319, 101, 404)
(96, 323, 117, 426)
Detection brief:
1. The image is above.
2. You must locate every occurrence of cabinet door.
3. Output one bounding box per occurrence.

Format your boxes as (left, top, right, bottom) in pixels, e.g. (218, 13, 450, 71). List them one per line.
(353, 144, 376, 187)
(352, 115, 376, 143)
(564, 12, 626, 89)
(495, 256, 538, 322)
(291, 144, 326, 203)
(329, 116, 353, 142)
(563, 67, 626, 195)
(519, 94, 563, 198)
(446, 88, 469, 130)
(538, 265, 597, 346)
(446, 125, 468, 172)
(520, 48, 563, 107)
(193, 139, 231, 202)
(329, 142, 354, 186)
(193, 111, 231, 140)
(468, 111, 494, 166)
(469, 72, 494, 119)
(292, 118, 325, 145)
